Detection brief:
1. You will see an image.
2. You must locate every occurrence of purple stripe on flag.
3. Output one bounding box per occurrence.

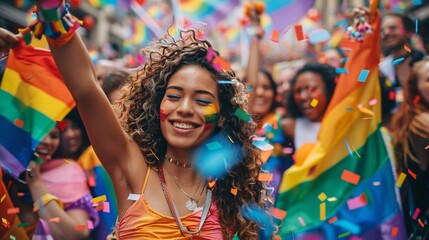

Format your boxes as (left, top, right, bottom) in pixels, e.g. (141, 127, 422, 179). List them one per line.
(0, 144, 25, 178)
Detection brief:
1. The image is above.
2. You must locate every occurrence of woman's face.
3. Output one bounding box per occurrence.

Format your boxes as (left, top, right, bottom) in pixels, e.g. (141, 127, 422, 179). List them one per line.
(62, 119, 83, 157)
(36, 127, 61, 160)
(417, 61, 429, 106)
(248, 72, 275, 116)
(292, 72, 329, 122)
(160, 65, 219, 150)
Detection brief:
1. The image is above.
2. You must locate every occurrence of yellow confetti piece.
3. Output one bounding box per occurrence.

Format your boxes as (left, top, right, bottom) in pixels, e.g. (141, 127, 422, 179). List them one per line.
(327, 197, 337, 202)
(358, 107, 375, 117)
(318, 192, 327, 202)
(320, 202, 326, 220)
(396, 172, 407, 187)
(351, 146, 361, 158)
(0, 194, 6, 203)
(310, 98, 319, 108)
(64, 159, 73, 164)
(230, 188, 238, 195)
(92, 195, 107, 204)
(2, 218, 8, 224)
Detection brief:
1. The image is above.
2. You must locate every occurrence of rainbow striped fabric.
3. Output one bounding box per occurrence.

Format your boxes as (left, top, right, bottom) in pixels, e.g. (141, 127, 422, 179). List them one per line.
(274, 12, 406, 239)
(0, 42, 75, 178)
(264, 0, 315, 30)
(173, 0, 240, 30)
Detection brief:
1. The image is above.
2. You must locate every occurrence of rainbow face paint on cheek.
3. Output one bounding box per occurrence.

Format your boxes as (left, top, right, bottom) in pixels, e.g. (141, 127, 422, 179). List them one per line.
(160, 109, 167, 123)
(203, 102, 219, 131)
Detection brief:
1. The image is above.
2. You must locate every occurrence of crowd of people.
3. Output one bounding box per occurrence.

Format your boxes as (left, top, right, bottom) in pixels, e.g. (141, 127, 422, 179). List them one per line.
(0, 0, 428, 239)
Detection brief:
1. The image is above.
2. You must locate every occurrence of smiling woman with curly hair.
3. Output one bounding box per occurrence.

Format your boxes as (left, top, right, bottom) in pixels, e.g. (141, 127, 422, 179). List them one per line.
(0, 1, 277, 238)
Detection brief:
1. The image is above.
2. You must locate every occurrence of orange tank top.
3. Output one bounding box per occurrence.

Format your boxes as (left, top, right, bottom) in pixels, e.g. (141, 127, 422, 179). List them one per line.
(117, 168, 223, 239)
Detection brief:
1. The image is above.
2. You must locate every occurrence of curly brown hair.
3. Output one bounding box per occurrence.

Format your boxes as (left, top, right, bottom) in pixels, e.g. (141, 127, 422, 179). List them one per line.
(116, 30, 275, 239)
(392, 58, 429, 170)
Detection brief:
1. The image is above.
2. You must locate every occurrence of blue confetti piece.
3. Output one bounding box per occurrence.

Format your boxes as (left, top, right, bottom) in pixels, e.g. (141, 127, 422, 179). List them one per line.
(413, 0, 422, 5)
(341, 58, 348, 63)
(333, 220, 361, 235)
(308, 29, 331, 44)
(218, 80, 233, 84)
(247, 86, 253, 92)
(205, 141, 222, 151)
(262, 124, 273, 133)
(392, 57, 405, 65)
(358, 70, 369, 82)
(336, 19, 347, 27)
(344, 139, 353, 158)
(335, 68, 348, 74)
(415, 18, 419, 34)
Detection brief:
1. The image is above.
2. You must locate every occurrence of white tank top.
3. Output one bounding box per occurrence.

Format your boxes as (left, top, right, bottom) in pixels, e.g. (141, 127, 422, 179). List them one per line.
(294, 117, 321, 149)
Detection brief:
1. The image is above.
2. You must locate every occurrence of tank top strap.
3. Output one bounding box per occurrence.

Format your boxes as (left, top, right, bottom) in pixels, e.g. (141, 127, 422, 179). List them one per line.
(141, 167, 151, 194)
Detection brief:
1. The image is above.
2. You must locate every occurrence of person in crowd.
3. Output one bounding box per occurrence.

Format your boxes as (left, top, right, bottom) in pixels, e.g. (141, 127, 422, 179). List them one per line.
(101, 70, 130, 104)
(282, 63, 337, 154)
(3, 127, 98, 239)
(0, 1, 277, 238)
(56, 108, 90, 160)
(391, 58, 429, 239)
(379, 13, 424, 90)
(245, 5, 293, 201)
(324, 48, 344, 69)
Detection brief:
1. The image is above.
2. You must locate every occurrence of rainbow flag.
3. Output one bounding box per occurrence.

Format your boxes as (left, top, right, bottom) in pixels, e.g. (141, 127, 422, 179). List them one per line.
(274, 11, 406, 239)
(173, 0, 240, 31)
(263, 0, 315, 30)
(78, 146, 118, 239)
(0, 42, 75, 178)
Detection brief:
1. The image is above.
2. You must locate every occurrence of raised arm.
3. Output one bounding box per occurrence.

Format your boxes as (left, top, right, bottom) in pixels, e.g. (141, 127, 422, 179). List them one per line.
(245, 2, 263, 87)
(34, 1, 145, 189)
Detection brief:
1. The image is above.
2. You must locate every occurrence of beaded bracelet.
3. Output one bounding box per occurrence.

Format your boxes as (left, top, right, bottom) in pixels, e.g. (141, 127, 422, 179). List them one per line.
(19, 2, 82, 47)
(33, 193, 64, 212)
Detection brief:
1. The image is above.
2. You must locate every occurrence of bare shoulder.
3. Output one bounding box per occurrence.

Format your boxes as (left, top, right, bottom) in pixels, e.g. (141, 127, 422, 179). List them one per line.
(281, 117, 296, 140)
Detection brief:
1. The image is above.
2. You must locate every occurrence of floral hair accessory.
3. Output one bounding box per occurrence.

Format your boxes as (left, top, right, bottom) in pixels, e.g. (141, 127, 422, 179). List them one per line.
(346, 15, 372, 42)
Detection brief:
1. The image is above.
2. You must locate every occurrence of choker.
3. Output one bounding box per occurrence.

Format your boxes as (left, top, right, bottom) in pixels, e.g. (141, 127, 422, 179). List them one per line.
(165, 155, 192, 168)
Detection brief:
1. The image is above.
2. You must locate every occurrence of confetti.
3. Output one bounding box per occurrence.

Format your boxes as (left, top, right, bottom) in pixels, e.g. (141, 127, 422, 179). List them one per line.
(0, 194, 6, 203)
(358, 107, 375, 117)
(413, 96, 421, 105)
(338, 232, 351, 238)
(7, 208, 19, 214)
(92, 195, 106, 204)
(283, 147, 293, 154)
(282, 26, 292, 36)
(18, 222, 29, 227)
(404, 45, 411, 53)
(49, 217, 60, 222)
(391, 227, 399, 237)
(373, 181, 381, 186)
(213, 56, 230, 72)
(88, 177, 96, 187)
(87, 220, 94, 230)
(103, 202, 110, 213)
(75, 225, 86, 231)
(425, 145, 429, 150)
(320, 202, 326, 220)
(234, 108, 251, 123)
(294, 25, 305, 41)
(341, 170, 360, 185)
(327, 197, 337, 202)
(9, 235, 15, 240)
(336, 19, 347, 27)
(298, 216, 306, 226)
(206, 47, 215, 61)
(396, 172, 407, 187)
(13, 119, 24, 128)
(358, 70, 369, 82)
(335, 68, 348, 74)
(415, 19, 419, 34)
(368, 99, 377, 105)
(351, 146, 361, 159)
(318, 192, 327, 202)
(127, 194, 140, 201)
(230, 188, 238, 195)
(205, 141, 222, 151)
(392, 58, 405, 65)
(408, 169, 417, 179)
(308, 29, 330, 44)
(136, 53, 144, 64)
(344, 139, 353, 158)
(218, 80, 233, 84)
(413, 208, 421, 220)
(328, 216, 338, 224)
(418, 219, 425, 227)
(56, 121, 68, 131)
(270, 207, 287, 220)
(310, 98, 319, 108)
(271, 30, 280, 42)
(258, 173, 273, 181)
(413, 0, 422, 5)
(347, 193, 367, 210)
(341, 58, 348, 63)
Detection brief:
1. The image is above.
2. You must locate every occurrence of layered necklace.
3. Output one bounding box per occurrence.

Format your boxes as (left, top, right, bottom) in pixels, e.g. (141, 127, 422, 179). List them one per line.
(164, 165, 206, 212)
(164, 154, 192, 168)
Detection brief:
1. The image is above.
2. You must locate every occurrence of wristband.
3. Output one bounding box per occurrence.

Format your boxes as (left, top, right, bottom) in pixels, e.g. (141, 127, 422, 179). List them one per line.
(33, 193, 64, 212)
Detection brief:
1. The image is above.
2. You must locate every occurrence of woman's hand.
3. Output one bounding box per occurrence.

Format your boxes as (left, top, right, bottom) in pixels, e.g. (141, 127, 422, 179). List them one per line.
(25, 160, 43, 186)
(0, 28, 20, 54)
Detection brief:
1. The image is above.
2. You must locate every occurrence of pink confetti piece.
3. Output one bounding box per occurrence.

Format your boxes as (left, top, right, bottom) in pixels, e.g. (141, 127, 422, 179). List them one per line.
(368, 99, 377, 105)
(347, 193, 367, 210)
(206, 47, 216, 61)
(87, 220, 94, 230)
(298, 217, 306, 226)
(413, 208, 421, 220)
(103, 202, 110, 213)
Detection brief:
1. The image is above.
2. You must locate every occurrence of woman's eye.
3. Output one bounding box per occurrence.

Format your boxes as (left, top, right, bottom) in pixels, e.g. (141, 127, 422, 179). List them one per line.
(166, 94, 180, 100)
(196, 98, 213, 105)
